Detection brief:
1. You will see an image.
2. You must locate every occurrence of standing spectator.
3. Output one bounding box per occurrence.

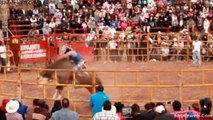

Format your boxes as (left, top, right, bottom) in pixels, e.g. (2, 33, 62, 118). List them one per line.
(82, 21, 88, 33)
(90, 85, 110, 116)
(50, 100, 62, 115)
(51, 98, 80, 120)
(26, 99, 39, 120)
(0, 29, 4, 41)
(5, 99, 23, 120)
(49, 18, 56, 30)
(154, 105, 175, 120)
(203, 18, 210, 33)
(108, 38, 118, 63)
(54, 9, 63, 27)
(192, 38, 202, 66)
(0, 41, 7, 73)
(187, 18, 196, 32)
(170, 100, 187, 120)
(93, 101, 119, 120)
(161, 42, 170, 61)
(85, 30, 95, 47)
(32, 99, 51, 120)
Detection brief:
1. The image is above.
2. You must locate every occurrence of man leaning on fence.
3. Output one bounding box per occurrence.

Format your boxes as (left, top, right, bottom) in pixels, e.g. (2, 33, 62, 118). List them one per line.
(0, 40, 7, 74)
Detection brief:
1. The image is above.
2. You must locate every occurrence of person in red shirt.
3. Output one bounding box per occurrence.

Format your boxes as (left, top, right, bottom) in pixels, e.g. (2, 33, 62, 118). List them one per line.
(170, 100, 188, 120)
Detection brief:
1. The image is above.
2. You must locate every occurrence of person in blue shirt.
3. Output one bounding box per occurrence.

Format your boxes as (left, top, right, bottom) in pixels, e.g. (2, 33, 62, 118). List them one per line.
(89, 85, 110, 116)
(110, 20, 118, 29)
(59, 45, 85, 70)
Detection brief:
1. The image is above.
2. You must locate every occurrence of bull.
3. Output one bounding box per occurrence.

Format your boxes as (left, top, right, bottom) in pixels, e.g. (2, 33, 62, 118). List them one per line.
(38, 58, 102, 98)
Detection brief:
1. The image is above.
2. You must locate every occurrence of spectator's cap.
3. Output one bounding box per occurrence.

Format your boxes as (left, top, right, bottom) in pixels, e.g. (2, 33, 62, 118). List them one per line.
(56, 9, 60, 12)
(6, 100, 20, 113)
(63, 9, 66, 12)
(97, 85, 104, 91)
(158, 31, 161, 34)
(154, 105, 165, 114)
(68, 10, 71, 12)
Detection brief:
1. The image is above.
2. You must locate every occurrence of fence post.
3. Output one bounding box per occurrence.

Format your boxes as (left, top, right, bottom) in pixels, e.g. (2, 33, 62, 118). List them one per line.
(17, 65, 22, 101)
(178, 70, 183, 103)
(147, 34, 150, 61)
(92, 72, 96, 94)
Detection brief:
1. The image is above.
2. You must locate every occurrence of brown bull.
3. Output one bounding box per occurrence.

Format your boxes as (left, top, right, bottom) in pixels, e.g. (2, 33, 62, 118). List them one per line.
(39, 58, 102, 98)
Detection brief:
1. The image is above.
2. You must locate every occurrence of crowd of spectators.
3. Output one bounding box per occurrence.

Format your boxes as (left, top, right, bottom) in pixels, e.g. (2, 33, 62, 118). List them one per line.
(0, 97, 80, 120)
(10, 0, 213, 34)
(0, 85, 213, 120)
(7, 0, 213, 64)
(89, 85, 213, 120)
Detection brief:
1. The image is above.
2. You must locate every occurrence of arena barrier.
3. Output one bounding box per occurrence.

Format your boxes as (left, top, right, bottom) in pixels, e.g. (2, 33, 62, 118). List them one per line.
(0, 67, 213, 119)
(7, 32, 213, 66)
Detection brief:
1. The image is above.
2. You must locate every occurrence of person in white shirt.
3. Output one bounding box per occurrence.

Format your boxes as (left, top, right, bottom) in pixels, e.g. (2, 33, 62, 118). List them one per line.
(203, 18, 210, 33)
(49, 18, 56, 29)
(109, 26, 116, 38)
(85, 30, 95, 47)
(54, 9, 63, 27)
(30, 15, 38, 27)
(192, 39, 202, 66)
(108, 38, 118, 63)
(0, 41, 7, 73)
(93, 101, 119, 120)
(161, 42, 169, 61)
(0, 29, 4, 41)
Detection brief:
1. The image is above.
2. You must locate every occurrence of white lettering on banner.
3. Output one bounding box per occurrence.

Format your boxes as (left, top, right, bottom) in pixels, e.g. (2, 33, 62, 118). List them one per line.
(20, 53, 46, 59)
(20, 44, 47, 59)
(20, 44, 40, 51)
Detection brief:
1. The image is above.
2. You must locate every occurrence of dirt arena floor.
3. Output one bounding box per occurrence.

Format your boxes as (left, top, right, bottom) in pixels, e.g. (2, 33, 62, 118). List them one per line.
(0, 61, 213, 120)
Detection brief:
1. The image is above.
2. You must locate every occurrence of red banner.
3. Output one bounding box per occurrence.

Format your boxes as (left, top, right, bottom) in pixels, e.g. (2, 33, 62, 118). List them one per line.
(10, 40, 48, 64)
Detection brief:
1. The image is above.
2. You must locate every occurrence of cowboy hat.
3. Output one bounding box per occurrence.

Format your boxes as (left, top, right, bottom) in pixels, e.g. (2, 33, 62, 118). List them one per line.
(154, 105, 165, 114)
(6, 100, 20, 113)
